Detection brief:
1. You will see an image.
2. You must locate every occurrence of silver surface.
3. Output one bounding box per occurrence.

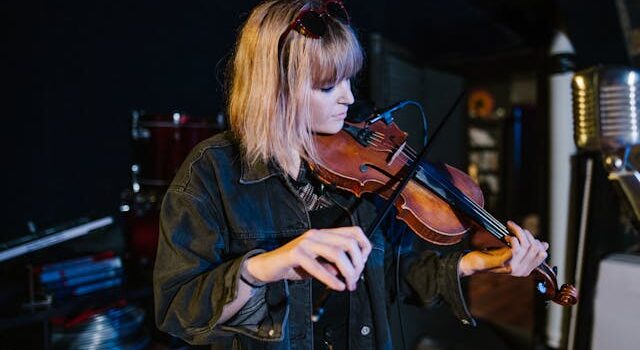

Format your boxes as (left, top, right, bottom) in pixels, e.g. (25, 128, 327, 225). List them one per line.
(572, 66, 640, 150)
(52, 305, 149, 350)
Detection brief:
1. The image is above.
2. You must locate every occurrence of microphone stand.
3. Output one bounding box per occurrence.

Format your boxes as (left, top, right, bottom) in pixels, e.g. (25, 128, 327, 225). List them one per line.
(312, 89, 467, 322)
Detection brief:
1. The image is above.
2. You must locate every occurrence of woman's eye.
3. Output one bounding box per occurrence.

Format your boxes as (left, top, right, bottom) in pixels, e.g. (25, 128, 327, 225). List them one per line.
(320, 86, 335, 93)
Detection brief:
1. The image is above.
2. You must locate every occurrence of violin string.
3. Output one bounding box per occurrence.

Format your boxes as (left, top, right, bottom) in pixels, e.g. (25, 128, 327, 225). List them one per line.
(419, 162, 508, 240)
(378, 137, 504, 231)
(366, 135, 508, 239)
(361, 131, 567, 298)
(367, 147, 508, 241)
(400, 145, 509, 239)
(398, 145, 508, 239)
(367, 132, 505, 234)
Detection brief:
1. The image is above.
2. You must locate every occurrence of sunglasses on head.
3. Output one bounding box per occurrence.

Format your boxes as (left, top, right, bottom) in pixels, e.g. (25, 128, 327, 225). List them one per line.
(280, 0, 350, 43)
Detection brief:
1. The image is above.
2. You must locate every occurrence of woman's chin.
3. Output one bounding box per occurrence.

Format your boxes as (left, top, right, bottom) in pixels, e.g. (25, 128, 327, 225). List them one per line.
(313, 121, 344, 135)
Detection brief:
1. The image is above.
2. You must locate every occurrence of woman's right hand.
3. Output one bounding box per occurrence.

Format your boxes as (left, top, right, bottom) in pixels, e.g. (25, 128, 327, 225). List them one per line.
(244, 226, 372, 291)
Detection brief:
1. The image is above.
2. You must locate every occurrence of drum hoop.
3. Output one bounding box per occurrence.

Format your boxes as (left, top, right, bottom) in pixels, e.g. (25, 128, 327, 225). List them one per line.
(139, 178, 171, 186)
(137, 121, 216, 129)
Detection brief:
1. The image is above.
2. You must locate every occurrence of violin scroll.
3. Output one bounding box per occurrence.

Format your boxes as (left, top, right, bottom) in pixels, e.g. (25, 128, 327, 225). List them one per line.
(534, 262, 578, 306)
(556, 284, 579, 306)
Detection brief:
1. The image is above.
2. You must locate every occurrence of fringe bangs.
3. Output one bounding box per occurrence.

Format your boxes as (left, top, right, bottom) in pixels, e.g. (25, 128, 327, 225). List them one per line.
(309, 22, 364, 88)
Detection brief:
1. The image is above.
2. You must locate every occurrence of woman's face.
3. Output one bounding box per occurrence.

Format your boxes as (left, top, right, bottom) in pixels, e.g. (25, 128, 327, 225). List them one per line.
(309, 79, 354, 134)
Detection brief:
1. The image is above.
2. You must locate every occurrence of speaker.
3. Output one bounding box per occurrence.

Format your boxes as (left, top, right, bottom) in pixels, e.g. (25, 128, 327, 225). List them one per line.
(591, 253, 640, 350)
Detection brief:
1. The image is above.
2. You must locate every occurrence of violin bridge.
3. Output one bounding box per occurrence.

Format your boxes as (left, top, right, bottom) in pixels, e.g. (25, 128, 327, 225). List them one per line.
(388, 141, 406, 166)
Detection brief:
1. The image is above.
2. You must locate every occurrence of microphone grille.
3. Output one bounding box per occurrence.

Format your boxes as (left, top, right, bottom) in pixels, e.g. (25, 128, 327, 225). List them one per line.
(573, 67, 640, 151)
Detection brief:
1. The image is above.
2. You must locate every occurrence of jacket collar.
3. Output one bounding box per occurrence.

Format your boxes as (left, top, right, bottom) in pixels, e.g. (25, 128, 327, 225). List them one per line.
(239, 157, 283, 184)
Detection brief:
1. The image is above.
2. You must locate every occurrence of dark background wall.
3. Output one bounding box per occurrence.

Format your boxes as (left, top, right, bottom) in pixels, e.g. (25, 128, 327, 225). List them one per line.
(3, 0, 385, 239)
(4, 1, 242, 237)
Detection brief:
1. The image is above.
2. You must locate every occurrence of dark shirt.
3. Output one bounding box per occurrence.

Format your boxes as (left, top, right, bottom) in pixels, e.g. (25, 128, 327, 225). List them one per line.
(289, 163, 351, 349)
(309, 205, 350, 350)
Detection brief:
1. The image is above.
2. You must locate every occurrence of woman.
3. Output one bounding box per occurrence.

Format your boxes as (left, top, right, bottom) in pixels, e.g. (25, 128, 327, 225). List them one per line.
(153, 1, 549, 349)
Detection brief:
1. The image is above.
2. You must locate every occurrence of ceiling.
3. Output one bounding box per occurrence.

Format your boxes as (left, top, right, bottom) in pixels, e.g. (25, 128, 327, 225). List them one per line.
(350, 0, 554, 60)
(347, 0, 628, 69)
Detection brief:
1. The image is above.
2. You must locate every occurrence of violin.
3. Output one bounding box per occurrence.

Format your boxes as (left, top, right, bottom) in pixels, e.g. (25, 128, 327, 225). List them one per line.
(310, 118, 578, 306)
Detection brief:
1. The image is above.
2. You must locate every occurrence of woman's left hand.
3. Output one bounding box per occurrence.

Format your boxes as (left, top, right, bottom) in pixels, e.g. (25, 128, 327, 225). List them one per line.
(458, 221, 549, 277)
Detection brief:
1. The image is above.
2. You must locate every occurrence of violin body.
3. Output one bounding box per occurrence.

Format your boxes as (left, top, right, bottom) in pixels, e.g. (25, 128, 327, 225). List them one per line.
(310, 119, 578, 306)
(312, 120, 482, 245)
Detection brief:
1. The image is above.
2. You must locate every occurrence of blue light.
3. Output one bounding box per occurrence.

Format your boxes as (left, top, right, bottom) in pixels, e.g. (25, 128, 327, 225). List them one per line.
(513, 107, 522, 171)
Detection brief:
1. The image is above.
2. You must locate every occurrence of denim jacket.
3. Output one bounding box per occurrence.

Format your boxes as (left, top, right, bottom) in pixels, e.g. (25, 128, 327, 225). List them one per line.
(153, 131, 475, 349)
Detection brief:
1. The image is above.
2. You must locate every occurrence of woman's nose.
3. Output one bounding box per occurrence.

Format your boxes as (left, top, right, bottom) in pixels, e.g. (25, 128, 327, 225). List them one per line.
(337, 80, 354, 105)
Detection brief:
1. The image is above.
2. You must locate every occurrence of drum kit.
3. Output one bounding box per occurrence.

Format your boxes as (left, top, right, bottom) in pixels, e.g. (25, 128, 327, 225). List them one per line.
(120, 111, 224, 266)
(52, 304, 149, 350)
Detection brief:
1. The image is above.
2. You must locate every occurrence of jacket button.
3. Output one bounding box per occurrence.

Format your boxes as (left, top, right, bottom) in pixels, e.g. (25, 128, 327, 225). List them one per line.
(360, 326, 370, 336)
(268, 329, 275, 337)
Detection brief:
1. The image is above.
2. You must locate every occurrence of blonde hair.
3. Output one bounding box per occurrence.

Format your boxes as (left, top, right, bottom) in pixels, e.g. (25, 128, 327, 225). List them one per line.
(227, 0, 364, 172)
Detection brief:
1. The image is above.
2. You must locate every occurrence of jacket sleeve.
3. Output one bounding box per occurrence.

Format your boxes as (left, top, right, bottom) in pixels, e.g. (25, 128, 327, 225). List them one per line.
(383, 215, 476, 326)
(404, 247, 476, 326)
(153, 188, 287, 344)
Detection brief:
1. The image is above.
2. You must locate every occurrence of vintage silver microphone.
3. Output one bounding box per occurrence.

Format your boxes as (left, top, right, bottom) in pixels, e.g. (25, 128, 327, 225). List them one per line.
(572, 66, 640, 221)
(570, 65, 640, 350)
